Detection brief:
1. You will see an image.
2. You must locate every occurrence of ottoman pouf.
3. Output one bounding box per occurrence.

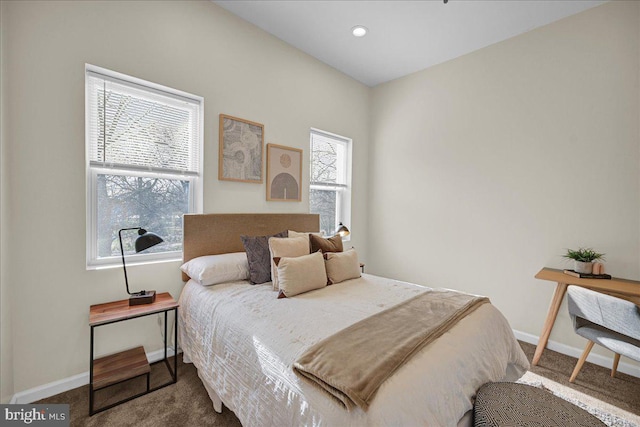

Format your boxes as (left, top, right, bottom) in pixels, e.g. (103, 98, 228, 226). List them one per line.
(473, 382, 605, 427)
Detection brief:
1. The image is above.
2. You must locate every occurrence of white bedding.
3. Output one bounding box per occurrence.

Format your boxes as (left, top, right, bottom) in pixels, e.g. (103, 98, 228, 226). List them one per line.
(178, 274, 529, 427)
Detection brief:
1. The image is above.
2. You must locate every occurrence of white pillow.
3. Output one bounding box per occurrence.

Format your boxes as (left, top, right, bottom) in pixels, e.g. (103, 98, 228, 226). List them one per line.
(268, 236, 310, 291)
(180, 252, 249, 286)
(276, 251, 327, 298)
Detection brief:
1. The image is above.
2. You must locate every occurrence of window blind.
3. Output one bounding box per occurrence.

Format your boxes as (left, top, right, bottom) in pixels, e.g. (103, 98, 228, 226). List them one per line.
(87, 71, 201, 175)
(310, 129, 348, 188)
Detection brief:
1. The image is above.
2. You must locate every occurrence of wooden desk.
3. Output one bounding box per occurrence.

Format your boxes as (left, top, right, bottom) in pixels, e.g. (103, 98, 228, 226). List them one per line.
(532, 267, 640, 366)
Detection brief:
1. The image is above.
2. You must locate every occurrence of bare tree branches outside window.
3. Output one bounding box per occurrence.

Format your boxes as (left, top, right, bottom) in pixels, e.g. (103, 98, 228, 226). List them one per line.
(97, 174, 189, 257)
(311, 139, 338, 184)
(309, 188, 337, 236)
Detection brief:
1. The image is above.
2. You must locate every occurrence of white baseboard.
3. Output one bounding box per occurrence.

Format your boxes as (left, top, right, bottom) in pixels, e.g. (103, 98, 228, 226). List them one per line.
(9, 347, 179, 404)
(9, 330, 640, 404)
(513, 329, 639, 378)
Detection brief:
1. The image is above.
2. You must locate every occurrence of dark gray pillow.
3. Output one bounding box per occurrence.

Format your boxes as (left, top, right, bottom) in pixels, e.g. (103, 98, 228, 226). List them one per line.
(241, 231, 288, 284)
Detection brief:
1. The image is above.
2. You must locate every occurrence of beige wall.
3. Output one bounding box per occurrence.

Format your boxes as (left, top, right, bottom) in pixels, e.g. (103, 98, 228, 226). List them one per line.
(1, 0, 369, 396)
(3, 0, 640, 401)
(369, 1, 640, 367)
(1, 1, 14, 404)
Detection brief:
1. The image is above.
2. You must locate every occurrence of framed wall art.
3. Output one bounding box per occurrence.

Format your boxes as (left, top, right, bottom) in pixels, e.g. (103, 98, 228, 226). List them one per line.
(218, 114, 264, 183)
(266, 144, 302, 202)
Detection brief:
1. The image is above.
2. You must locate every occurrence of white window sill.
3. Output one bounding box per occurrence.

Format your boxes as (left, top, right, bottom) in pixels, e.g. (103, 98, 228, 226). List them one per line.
(87, 256, 182, 271)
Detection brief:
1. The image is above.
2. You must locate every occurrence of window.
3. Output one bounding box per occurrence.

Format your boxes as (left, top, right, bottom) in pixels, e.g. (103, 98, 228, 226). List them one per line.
(309, 128, 352, 237)
(85, 65, 203, 268)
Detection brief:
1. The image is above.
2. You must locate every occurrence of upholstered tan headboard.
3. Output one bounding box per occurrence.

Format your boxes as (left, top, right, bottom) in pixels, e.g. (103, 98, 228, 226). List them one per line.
(182, 213, 320, 281)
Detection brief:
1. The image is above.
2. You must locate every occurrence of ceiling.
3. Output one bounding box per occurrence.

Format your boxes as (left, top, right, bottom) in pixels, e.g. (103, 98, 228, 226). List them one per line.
(214, 0, 607, 87)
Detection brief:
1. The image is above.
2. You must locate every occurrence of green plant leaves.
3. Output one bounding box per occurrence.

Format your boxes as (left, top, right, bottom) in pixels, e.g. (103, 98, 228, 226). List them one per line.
(563, 247, 605, 263)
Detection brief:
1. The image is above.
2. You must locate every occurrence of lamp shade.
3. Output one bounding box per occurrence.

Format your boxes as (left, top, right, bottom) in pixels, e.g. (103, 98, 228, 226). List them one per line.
(135, 229, 164, 253)
(334, 222, 350, 238)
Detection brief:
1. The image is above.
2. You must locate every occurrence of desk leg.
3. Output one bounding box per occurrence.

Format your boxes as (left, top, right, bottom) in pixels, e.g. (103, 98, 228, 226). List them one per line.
(532, 282, 568, 366)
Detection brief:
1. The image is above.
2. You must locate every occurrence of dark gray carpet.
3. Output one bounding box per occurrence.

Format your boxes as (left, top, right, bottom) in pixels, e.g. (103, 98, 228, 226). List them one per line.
(37, 357, 241, 427)
(35, 341, 638, 426)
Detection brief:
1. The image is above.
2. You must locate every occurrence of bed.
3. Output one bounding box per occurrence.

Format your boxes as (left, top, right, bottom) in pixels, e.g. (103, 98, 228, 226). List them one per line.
(178, 213, 529, 427)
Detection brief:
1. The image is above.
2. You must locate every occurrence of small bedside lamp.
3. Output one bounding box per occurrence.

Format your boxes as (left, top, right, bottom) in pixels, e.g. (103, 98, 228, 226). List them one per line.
(119, 227, 163, 306)
(334, 222, 350, 238)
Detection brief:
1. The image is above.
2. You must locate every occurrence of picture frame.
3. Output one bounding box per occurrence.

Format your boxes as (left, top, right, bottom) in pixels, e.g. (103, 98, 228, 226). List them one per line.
(218, 114, 264, 183)
(266, 143, 303, 202)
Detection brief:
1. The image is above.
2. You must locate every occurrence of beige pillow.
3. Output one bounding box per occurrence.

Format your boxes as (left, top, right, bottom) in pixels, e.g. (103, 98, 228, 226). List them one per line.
(268, 236, 310, 290)
(288, 230, 324, 251)
(324, 249, 361, 285)
(276, 251, 327, 298)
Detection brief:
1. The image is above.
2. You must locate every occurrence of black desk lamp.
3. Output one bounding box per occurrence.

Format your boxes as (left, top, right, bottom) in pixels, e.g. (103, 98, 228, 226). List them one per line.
(334, 222, 350, 238)
(119, 227, 163, 306)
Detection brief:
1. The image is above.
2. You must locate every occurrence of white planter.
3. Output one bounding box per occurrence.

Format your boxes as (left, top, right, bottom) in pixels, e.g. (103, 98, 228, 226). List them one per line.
(574, 261, 593, 274)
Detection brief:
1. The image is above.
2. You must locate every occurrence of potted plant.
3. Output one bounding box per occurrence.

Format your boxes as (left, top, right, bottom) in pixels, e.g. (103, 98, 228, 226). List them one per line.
(563, 248, 605, 274)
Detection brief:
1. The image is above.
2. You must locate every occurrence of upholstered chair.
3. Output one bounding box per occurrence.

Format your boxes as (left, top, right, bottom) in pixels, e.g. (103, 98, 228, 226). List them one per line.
(566, 285, 640, 382)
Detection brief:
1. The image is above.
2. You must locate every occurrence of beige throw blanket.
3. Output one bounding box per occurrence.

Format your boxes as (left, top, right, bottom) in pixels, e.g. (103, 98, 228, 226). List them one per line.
(293, 289, 489, 411)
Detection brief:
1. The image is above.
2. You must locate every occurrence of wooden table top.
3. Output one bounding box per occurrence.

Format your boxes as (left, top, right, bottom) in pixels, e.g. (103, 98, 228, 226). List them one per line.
(535, 268, 640, 306)
(535, 268, 640, 296)
(90, 292, 178, 326)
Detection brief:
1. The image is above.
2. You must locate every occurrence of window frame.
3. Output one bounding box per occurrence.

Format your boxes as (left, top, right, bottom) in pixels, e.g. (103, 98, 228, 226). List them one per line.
(85, 64, 203, 269)
(309, 128, 352, 238)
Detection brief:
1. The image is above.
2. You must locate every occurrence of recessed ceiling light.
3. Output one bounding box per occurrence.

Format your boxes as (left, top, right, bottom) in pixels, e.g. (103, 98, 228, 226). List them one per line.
(351, 26, 368, 37)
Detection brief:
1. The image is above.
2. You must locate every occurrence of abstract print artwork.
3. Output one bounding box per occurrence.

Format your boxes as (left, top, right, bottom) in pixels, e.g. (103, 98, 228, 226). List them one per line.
(266, 144, 302, 201)
(219, 114, 264, 183)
